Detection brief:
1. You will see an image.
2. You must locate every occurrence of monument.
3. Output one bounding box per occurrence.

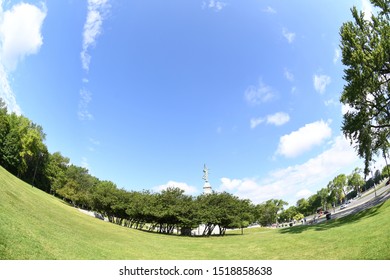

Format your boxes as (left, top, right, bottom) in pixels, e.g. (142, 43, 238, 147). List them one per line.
(202, 164, 212, 194)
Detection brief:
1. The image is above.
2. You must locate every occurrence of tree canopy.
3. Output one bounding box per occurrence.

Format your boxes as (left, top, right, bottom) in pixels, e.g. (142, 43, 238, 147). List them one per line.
(340, 0, 390, 177)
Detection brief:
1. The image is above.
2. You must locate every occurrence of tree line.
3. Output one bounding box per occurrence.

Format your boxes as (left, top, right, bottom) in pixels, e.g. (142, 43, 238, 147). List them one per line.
(2, 98, 389, 236)
(0, 99, 264, 235)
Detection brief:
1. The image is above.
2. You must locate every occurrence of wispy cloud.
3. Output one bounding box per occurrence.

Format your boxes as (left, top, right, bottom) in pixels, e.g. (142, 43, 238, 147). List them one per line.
(267, 112, 290, 126)
(263, 6, 276, 14)
(333, 48, 341, 64)
(313, 74, 331, 94)
(219, 135, 359, 205)
(0, 65, 21, 114)
(282, 28, 296, 44)
(81, 0, 110, 72)
(87, 137, 100, 151)
(0, 1, 46, 114)
(79, 0, 110, 120)
(276, 120, 332, 158)
(202, 0, 227, 12)
(245, 79, 276, 105)
(251, 112, 290, 129)
(250, 117, 264, 129)
(284, 68, 294, 82)
(78, 88, 94, 120)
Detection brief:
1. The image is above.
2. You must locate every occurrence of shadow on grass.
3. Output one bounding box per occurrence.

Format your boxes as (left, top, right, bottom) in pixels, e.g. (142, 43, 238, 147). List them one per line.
(279, 198, 387, 235)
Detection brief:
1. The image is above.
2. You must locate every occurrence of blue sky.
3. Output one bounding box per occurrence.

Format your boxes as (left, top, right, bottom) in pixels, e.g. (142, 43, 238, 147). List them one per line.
(0, 0, 384, 206)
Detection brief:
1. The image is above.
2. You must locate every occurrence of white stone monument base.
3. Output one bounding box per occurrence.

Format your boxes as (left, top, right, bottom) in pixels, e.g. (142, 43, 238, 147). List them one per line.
(203, 182, 212, 194)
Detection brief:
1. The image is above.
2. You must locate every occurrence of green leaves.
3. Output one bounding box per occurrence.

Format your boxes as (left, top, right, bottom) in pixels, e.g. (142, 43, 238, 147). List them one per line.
(340, 0, 390, 176)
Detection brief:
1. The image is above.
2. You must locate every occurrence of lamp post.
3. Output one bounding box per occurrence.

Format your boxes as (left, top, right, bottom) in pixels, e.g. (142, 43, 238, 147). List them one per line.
(370, 165, 377, 198)
(374, 165, 377, 197)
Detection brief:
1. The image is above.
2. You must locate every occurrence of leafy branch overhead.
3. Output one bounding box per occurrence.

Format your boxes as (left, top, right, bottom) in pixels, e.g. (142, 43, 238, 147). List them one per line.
(340, 0, 390, 176)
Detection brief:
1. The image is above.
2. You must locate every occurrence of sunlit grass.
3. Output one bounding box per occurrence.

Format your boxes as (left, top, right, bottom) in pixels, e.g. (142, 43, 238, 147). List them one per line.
(1, 166, 389, 260)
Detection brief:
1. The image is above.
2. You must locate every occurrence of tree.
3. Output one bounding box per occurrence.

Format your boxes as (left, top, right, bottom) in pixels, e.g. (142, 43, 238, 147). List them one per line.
(331, 174, 348, 203)
(382, 164, 390, 178)
(90, 180, 118, 221)
(196, 192, 253, 236)
(46, 152, 70, 194)
(318, 187, 331, 210)
(339, 0, 390, 178)
(56, 165, 96, 208)
(0, 99, 10, 166)
(255, 199, 287, 226)
(153, 187, 195, 234)
(374, 169, 382, 184)
(307, 194, 322, 214)
(279, 206, 299, 223)
(296, 198, 310, 216)
(348, 168, 365, 195)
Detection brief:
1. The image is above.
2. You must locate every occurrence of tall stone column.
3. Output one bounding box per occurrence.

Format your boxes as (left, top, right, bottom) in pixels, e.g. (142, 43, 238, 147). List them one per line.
(202, 164, 212, 194)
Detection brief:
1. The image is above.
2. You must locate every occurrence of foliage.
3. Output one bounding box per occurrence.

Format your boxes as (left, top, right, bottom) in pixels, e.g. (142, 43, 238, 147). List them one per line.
(328, 174, 347, 204)
(339, 0, 390, 177)
(255, 199, 287, 226)
(382, 164, 390, 177)
(348, 168, 365, 194)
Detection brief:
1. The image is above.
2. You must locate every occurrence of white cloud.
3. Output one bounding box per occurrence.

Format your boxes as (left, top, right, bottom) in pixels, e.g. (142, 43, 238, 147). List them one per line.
(276, 120, 332, 158)
(341, 103, 358, 115)
(78, 88, 94, 120)
(219, 135, 359, 205)
(81, 0, 110, 72)
(362, 0, 373, 21)
(0, 2, 46, 71)
(263, 6, 276, 14)
(313, 74, 331, 94)
(295, 189, 313, 200)
(202, 0, 227, 12)
(267, 112, 290, 126)
(324, 98, 337, 107)
(333, 48, 341, 64)
(245, 79, 276, 105)
(0, 1, 46, 114)
(251, 112, 290, 129)
(0, 64, 21, 114)
(250, 117, 264, 129)
(154, 181, 198, 195)
(284, 68, 294, 82)
(282, 28, 296, 44)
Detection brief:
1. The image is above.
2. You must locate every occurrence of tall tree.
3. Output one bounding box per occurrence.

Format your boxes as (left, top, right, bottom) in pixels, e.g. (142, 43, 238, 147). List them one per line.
(331, 174, 348, 204)
(348, 168, 365, 195)
(45, 152, 70, 194)
(339, 0, 390, 177)
(255, 199, 288, 226)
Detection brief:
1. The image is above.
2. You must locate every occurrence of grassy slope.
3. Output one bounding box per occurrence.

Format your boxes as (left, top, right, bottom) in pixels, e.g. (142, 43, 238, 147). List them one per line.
(1, 166, 389, 260)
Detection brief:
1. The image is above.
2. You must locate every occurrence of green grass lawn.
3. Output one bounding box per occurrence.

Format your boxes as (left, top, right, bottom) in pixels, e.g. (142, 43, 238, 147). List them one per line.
(1, 166, 389, 260)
